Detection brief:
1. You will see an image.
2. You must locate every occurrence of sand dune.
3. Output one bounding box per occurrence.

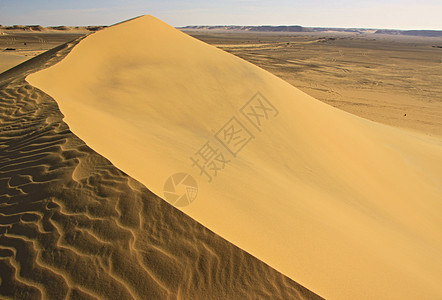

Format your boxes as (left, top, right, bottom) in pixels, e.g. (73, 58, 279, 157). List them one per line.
(0, 35, 321, 299)
(26, 16, 442, 299)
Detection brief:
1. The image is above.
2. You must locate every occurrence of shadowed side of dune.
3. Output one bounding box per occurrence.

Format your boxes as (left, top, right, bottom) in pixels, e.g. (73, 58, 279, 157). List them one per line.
(0, 40, 322, 299)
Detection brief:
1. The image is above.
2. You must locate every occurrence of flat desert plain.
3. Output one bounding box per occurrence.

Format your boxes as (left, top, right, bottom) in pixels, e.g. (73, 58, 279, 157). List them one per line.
(1, 15, 442, 300)
(184, 30, 442, 137)
(0, 28, 88, 74)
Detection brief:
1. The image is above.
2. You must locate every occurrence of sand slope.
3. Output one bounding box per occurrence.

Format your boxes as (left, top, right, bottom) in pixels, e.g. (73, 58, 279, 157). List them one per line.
(27, 16, 442, 299)
(0, 38, 321, 299)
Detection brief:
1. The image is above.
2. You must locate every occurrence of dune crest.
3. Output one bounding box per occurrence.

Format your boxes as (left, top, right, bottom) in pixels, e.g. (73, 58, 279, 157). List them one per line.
(27, 15, 442, 299)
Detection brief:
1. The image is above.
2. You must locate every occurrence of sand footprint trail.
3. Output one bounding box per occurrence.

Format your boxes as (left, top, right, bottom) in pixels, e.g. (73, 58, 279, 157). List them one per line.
(27, 15, 442, 299)
(0, 37, 321, 298)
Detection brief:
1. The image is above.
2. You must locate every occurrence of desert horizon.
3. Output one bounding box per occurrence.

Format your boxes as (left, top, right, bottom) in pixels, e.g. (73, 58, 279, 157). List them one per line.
(1, 4, 441, 300)
(2, 22, 442, 34)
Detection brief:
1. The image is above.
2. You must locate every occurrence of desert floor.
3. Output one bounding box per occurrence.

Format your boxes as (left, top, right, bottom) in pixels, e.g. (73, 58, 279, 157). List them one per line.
(0, 30, 87, 74)
(184, 30, 442, 137)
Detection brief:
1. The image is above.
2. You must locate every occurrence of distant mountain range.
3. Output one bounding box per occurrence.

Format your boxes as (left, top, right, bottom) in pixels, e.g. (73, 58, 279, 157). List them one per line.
(180, 25, 442, 37)
(2, 24, 441, 38)
(0, 25, 106, 32)
(373, 29, 442, 37)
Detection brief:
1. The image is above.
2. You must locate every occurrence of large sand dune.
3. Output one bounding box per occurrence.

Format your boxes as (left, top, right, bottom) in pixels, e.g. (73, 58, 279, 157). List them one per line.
(26, 16, 442, 299)
(0, 34, 321, 299)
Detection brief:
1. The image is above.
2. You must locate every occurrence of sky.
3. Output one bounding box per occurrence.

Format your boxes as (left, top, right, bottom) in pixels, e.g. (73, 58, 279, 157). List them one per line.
(0, 0, 441, 30)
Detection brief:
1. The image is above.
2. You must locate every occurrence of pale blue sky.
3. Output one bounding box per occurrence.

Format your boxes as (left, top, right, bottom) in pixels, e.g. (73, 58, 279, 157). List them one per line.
(0, 0, 441, 30)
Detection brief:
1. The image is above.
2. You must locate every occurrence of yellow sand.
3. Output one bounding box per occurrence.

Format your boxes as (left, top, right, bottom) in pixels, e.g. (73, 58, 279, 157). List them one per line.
(27, 15, 442, 299)
(0, 53, 29, 74)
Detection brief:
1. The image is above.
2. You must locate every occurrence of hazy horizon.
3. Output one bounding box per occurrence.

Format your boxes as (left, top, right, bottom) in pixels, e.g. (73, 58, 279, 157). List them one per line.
(1, 20, 441, 32)
(0, 0, 441, 30)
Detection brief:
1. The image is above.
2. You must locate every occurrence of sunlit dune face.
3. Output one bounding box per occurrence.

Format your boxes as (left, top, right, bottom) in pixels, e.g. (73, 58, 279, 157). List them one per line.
(27, 15, 442, 300)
